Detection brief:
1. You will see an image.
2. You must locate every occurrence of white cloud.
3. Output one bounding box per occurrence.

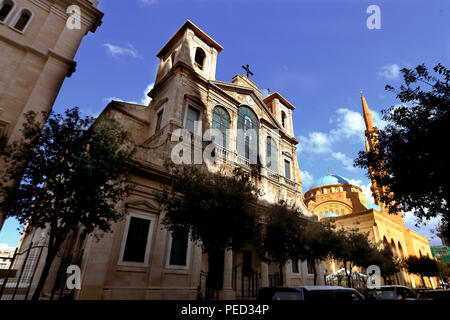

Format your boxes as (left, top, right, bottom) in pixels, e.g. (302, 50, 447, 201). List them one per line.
(331, 152, 357, 171)
(261, 89, 270, 98)
(102, 82, 154, 106)
(330, 108, 366, 141)
(299, 169, 314, 189)
(102, 97, 138, 105)
(103, 43, 141, 58)
(403, 211, 442, 245)
(377, 64, 401, 80)
(140, 83, 155, 105)
(298, 132, 333, 154)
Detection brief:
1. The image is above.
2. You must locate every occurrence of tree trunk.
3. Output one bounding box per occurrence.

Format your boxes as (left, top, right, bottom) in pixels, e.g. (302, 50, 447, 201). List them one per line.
(279, 262, 283, 286)
(31, 232, 64, 300)
(420, 275, 425, 287)
(31, 245, 57, 300)
(312, 260, 317, 285)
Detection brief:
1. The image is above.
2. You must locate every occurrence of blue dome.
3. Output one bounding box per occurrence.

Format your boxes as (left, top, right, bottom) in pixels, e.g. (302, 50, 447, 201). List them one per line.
(323, 212, 339, 218)
(315, 174, 350, 187)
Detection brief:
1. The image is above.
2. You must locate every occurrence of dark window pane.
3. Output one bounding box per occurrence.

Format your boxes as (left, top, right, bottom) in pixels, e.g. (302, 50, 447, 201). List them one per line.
(307, 259, 314, 274)
(292, 260, 299, 273)
(169, 228, 189, 266)
(212, 106, 229, 148)
(155, 110, 163, 132)
(0, 4, 12, 21)
(186, 107, 199, 133)
(123, 217, 150, 263)
(284, 160, 290, 179)
(15, 12, 31, 32)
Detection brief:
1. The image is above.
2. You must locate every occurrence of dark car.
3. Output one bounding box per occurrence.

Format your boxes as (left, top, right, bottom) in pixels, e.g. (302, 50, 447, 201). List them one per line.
(364, 285, 417, 300)
(256, 286, 364, 301)
(418, 289, 450, 300)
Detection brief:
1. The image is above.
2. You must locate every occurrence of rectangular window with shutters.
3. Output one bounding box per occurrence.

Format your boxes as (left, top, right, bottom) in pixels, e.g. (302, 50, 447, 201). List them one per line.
(119, 213, 154, 266)
(169, 228, 189, 266)
(185, 106, 200, 133)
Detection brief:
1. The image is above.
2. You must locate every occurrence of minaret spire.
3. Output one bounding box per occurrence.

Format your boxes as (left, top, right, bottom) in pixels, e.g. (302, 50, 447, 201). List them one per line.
(361, 89, 374, 131)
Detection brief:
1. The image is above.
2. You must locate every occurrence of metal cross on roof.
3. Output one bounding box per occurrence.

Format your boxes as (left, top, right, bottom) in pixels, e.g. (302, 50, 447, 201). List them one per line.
(242, 64, 254, 78)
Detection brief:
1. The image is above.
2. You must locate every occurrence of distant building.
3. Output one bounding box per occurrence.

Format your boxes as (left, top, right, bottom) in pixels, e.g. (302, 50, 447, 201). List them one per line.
(0, 243, 16, 269)
(431, 246, 450, 264)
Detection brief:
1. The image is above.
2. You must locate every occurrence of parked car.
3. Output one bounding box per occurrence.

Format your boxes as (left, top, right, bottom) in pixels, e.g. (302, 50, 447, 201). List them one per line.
(364, 285, 417, 300)
(417, 289, 450, 300)
(256, 286, 364, 301)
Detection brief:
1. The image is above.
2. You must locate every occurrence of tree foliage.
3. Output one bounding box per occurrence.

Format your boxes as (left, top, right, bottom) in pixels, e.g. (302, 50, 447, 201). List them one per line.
(159, 164, 261, 255)
(332, 227, 375, 287)
(354, 63, 450, 239)
(403, 255, 439, 287)
(0, 107, 133, 299)
(369, 243, 401, 282)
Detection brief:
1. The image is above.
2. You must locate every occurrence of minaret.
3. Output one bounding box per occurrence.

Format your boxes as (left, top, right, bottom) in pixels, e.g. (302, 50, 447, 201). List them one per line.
(360, 90, 383, 209)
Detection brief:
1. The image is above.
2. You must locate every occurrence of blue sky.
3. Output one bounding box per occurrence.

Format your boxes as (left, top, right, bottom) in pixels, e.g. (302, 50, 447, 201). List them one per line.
(1, 0, 449, 246)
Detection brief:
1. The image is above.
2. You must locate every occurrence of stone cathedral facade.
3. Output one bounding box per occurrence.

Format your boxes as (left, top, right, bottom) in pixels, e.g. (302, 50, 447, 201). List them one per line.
(17, 20, 323, 300)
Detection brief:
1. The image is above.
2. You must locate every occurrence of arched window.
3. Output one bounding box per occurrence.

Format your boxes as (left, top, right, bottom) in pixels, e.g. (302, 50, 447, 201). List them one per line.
(0, 0, 15, 23)
(390, 240, 397, 256)
(11, 8, 32, 32)
(194, 47, 205, 70)
(237, 106, 259, 161)
(266, 136, 277, 171)
(281, 111, 286, 128)
(398, 242, 404, 259)
(212, 106, 230, 148)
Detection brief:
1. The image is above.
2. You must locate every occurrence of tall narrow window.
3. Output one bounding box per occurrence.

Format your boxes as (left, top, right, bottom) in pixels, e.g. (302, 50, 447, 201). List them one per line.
(194, 47, 206, 70)
(155, 110, 163, 132)
(12, 8, 32, 32)
(169, 228, 189, 266)
(212, 106, 230, 148)
(307, 259, 314, 274)
(122, 217, 151, 263)
(0, 0, 14, 22)
(266, 136, 277, 171)
(284, 159, 291, 179)
(185, 106, 200, 133)
(292, 260, 299, 274)
(237, 106, 259, 162)
(281, 111, 286, 128)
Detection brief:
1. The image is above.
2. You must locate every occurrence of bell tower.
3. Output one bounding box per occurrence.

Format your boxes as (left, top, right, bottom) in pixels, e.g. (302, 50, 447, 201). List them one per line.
(154, 20, 223, 85)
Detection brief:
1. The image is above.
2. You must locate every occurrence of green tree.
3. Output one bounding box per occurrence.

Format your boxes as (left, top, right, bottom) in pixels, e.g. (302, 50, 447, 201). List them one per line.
(369, 243, 401, 284)
(159, 164, 261, 292)
(296, 221, 338, 285)
(403, 255, 439, 287)
(355, 64, 450, 239)
(0, 108, 133, 300)
(333, 228, 375, 288)
(259, 200, 305, 285)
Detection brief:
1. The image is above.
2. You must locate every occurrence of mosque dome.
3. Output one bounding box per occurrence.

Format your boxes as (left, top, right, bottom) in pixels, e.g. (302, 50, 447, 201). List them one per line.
(315, 174, 350, 187)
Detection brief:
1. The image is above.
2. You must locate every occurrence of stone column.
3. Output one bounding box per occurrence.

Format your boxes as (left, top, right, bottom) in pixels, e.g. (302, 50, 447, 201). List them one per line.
(219, 250, 235, 299)
(261, 261, 269, 287)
